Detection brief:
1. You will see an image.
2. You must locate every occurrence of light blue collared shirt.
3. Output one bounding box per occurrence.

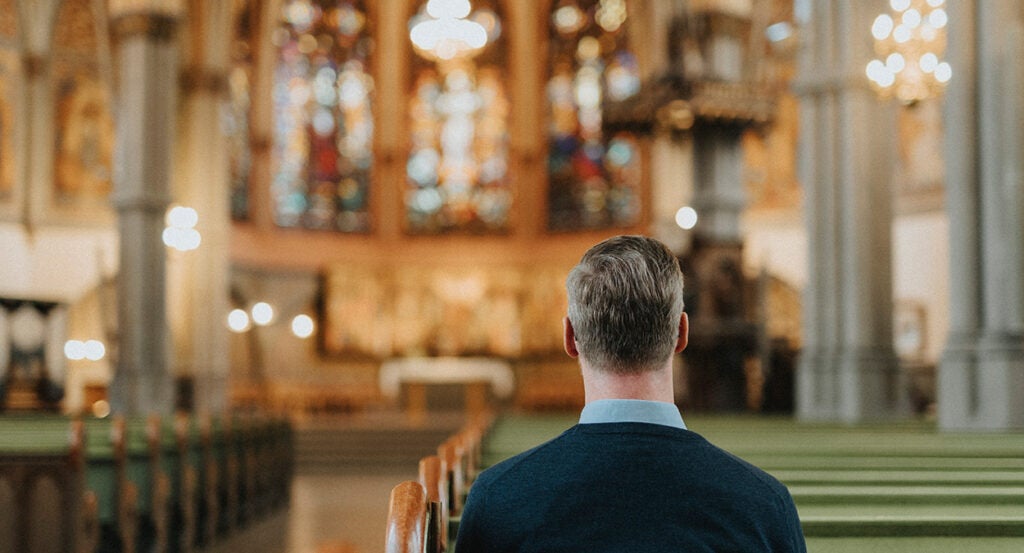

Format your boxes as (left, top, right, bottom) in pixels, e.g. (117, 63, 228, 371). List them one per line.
(579, 399, 687, 429)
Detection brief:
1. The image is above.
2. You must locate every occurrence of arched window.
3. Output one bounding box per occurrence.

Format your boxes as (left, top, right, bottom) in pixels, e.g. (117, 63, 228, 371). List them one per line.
(272, 0, 374, 232)
(546, 0, 642, 231)
(0, 0, 18, 205)
(405, 0, 509, 234)
(52, 0, 114, 208)
(226, 2, 256, 222)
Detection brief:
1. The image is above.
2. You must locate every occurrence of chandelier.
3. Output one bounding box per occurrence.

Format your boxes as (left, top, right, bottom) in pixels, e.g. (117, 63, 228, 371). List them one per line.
(865, 0, 951, 104)
(409, 0, 492, 61)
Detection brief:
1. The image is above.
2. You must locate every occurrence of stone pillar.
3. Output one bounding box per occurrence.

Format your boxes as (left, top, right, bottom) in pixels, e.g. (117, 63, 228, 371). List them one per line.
(108, 9, 180, 416)
(794, 5, 840, 419)
(940, 1, 1024, 430)
(170, 2, 233, 414)
(794, 1, 901, 422)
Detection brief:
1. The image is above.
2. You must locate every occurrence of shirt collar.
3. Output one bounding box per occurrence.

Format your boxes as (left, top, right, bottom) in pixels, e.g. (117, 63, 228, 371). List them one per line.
(579, 399, 687, 429)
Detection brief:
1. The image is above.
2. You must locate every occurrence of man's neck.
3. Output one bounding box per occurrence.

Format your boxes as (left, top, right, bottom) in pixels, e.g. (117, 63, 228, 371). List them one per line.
(582, 362, 675, 404)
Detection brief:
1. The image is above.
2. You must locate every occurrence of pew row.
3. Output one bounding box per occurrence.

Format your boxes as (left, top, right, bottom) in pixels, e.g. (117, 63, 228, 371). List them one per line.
(0, 413, 293, 553)
(458, 413, 1024, 549)
(0, 418, 99, 553)
(385, 409, 494, 553)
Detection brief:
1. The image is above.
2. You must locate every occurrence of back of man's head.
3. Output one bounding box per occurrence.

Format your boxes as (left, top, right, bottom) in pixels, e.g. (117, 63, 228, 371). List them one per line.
(566, 235, 685, 374)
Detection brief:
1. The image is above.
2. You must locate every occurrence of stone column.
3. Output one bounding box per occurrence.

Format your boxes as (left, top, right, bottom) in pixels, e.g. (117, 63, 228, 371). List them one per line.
(795, 1, 841, 420)
(691, 127, 745, 243)
(794, 2, 838, 419)
(171, 1, 233, 414)
(108, 9, 180, 416)
(940, 1, 1024, 430)
(794, 1, 901, 422)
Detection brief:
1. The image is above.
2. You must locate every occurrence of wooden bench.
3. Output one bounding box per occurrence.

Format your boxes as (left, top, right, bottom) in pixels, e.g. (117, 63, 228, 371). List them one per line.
(0, 417, 99, 553)
(166, 414, 198, 553)
(804, 536, 1024, 553)
(209, 417, 240, 535)
(82, 416, 139, 553)
(419, 455, 448, 553)
(461, 413, 1024, 546)
(2, 413, 294, 553)
(385, 480, 432, 553)
(124, 416, 173, 553)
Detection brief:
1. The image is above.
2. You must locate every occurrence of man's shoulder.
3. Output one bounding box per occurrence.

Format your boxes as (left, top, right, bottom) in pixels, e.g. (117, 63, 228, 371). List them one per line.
(475, 426, 582, 488)
(670, 434, 796, 511)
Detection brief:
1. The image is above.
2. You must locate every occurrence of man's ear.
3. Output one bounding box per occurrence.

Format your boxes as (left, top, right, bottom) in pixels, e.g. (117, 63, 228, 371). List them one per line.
(563, 317, 580, 358)
(675, 312, 689, 353)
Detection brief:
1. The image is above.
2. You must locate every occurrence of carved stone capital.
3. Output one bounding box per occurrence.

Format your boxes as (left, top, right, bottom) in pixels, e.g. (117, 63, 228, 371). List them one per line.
(110, 12, 179, 42)
(21, 53, 46, 78)
(179, 65, 227, 95)
(250, 135, 272, 154)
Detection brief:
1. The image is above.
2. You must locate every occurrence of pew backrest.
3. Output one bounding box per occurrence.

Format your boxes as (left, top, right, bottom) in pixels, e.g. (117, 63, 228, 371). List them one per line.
(0, 418, 99, 553)
(385, 480, 429, 553)
(437, 441, 465, 516)
(418, 455, 448, 553)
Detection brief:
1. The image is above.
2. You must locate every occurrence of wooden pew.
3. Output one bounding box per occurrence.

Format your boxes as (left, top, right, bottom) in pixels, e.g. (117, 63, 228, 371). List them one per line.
(269, 417, 295, 508)
(437, 440, 465, 517)
(166, 415, 198, 553)
(124, 416, 172, 553)
(83, 416, 139, 553)
(0, 417, 99, 553)
(192, 415, 220, 547)
(211, 417, 240, 535)
(2, 413, 293, 553)
(385, 480, 431, 553)
(418, 455, 448, 553)
(422, 410, 495, 548)
(466, 413, 1024, 546)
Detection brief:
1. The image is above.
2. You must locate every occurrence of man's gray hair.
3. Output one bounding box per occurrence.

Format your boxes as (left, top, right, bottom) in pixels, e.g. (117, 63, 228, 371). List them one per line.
(566, 235, 685, 374)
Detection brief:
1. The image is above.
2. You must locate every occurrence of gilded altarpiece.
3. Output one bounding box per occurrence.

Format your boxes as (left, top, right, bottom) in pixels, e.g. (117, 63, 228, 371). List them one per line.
(0, 1, 18, 218)
(51, 0, 115, 216)
(321, 263, 570, 359)
(0, 51, 17, 212)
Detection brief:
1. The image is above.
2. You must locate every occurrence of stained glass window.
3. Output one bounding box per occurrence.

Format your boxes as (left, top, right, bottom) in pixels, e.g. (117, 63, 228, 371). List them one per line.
(272, 0, 374, 232)
(405, 0, 510, 234)
(547, 0, 643, 231)
(52, 0, 114, 207)
(226, 4, 255, 222)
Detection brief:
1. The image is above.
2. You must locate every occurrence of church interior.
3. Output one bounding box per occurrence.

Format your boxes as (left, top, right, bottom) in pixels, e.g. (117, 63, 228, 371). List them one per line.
(1, 0, 1023, 552)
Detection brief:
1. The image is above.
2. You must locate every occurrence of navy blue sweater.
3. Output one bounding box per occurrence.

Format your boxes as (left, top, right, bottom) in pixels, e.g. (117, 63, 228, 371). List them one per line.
(456, 422, 806, 553)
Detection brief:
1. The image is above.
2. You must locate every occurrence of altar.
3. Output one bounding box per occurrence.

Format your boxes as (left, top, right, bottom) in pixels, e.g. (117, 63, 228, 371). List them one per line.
(379, 357, 514, 422)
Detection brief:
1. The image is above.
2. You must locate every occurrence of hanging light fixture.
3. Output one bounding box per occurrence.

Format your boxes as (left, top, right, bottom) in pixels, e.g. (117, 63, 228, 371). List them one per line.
(409, 0, 489, 61)
(866, 0, 951, 104)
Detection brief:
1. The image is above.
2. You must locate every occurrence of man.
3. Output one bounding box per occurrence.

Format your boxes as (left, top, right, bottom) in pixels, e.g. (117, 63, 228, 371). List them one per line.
(456, 235, 806, 552)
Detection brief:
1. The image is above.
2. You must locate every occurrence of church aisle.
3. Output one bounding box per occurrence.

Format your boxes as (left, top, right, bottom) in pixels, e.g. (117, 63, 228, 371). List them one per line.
(287, 470, 417, 553)
(205, 410, 466, 553)
(202, 470, 414, 553)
